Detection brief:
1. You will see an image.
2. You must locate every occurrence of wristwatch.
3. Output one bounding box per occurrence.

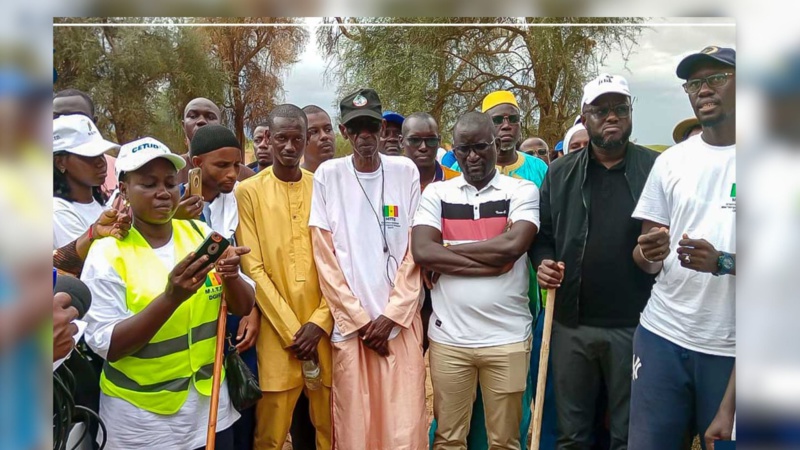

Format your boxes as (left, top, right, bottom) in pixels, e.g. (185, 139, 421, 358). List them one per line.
(714, 251, 735, 276)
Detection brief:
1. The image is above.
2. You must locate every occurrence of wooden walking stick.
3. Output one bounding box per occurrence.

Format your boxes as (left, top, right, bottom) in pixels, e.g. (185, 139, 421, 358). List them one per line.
(531, 289, 556, 450)
(206, 294, 228, 450)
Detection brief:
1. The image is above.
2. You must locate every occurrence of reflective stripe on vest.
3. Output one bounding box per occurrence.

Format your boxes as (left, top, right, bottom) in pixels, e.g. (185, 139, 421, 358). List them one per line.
(98, 219, 225, 415)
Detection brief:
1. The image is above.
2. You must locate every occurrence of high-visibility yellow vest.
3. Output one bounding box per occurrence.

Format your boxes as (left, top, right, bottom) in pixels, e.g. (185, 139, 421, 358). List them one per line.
(97, 219, 225, 415)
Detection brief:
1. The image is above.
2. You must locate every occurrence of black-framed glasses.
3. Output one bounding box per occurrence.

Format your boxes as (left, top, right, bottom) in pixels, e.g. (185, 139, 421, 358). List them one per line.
(453, 140, 496, 156)
(403, 136, 441, 148)
(682, 72, 735, 94)
(491, 114, 520, 125)
(584, 104, 632, 120)
(536, 148, 548, 156)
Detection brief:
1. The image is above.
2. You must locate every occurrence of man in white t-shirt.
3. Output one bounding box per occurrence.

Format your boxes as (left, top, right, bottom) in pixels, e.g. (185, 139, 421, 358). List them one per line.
(412, 111, 539, 449)
(309, 88, 426, 450)
(628, 46, 737, 450)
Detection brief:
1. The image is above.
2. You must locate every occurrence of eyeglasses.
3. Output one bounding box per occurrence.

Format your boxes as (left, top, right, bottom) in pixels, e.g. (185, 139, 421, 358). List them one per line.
(403, 136, 441, 148)
(536, 148, 548, 156)
(491, 114, 520, 125)
(583, 104, 632, 120)
(453, 140, 495, 156)
(682, 72, 735, 94)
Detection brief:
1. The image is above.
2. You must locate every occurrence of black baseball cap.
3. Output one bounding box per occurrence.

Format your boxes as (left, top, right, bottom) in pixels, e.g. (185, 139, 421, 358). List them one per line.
(676, 46, 736, 80)
(339, 88, 383, 125)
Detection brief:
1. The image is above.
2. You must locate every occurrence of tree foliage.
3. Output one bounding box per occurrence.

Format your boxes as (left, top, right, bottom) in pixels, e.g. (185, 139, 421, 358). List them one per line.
(54, 17, 306, 152)
(318, 17, 643, 146)
(196, 17, 307, 145)
(54, 18, 226, 152)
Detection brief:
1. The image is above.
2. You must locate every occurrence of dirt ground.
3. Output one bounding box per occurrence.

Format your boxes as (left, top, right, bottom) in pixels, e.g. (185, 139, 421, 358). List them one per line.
(283, 353, 703, 450)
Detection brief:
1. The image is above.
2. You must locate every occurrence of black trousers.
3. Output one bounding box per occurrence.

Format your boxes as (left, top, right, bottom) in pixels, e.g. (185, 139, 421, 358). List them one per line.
(551, 323, 636, 450)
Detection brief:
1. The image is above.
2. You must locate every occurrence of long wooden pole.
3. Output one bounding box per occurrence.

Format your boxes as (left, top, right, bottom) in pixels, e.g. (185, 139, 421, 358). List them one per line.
(206, 297, 228, 450)
(531, 289, 556, 450)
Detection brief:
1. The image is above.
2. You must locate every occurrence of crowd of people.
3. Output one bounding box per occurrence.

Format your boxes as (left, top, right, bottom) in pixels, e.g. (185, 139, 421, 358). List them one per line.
(52, 45, 736, 450)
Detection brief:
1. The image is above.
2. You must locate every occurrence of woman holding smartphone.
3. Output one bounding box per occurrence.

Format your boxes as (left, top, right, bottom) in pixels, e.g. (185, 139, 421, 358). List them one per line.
(81, 137, 255, 450)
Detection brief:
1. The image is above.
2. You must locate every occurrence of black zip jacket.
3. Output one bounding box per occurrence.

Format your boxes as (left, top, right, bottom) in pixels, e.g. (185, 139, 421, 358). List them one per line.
(529, 142, 659, 327)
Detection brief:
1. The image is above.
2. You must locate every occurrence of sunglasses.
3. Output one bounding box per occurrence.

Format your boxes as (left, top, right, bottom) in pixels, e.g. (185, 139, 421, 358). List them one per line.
(491, 114, 520, 125)
(346, 119, 382, 135)
(453, 140, 496, 156)
(403, 136, 441, 148)
(584, 104, 632, 120)
(682, 72, 734, 94)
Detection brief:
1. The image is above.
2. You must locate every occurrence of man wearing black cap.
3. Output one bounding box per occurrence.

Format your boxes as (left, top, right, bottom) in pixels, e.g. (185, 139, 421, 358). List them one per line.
(187, 124, 261, 450)
(628, 46, 737, 450)
(309, 88, 427, 449)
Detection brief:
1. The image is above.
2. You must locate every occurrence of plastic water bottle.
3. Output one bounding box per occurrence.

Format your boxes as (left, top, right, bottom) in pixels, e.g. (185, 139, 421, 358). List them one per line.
(302, 360, 321, 391)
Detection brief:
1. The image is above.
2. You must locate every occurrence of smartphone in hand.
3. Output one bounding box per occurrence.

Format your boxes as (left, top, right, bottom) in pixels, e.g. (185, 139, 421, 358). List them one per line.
(192, 231, 231, 266)
(188, 168, 202, 197)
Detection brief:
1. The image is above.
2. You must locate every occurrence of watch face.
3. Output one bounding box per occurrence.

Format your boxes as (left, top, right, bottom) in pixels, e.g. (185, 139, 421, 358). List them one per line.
(722, 255, 734, 270)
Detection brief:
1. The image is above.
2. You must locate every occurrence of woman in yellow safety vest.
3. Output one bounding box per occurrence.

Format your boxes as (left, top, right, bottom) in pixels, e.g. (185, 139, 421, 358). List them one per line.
(81, 137, 255, 450)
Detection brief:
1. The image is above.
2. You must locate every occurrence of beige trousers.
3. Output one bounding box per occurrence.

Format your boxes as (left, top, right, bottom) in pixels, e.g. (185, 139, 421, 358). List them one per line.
(429, 337, 532, 450)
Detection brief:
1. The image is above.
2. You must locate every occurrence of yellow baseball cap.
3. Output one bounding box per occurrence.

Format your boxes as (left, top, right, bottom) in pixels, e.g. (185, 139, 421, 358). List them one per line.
(481, 90, 519, 112)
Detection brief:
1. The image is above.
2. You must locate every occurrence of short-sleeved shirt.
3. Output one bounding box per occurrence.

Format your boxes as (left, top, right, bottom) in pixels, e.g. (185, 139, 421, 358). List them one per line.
(53, 197, 105, 249)
(309, 154, 420, 342)
(413, 171, 539, 348)
(632, 134, 736, 357)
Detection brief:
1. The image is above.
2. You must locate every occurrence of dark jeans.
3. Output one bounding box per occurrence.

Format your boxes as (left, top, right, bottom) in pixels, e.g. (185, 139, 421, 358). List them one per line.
(193, 427, 234, 450)
(551, 322, 635, 450)
(628, 326, 735, 450)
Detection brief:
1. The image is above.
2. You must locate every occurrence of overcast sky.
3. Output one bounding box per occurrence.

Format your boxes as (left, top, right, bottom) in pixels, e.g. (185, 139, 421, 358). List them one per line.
(281, 17, 735, 145)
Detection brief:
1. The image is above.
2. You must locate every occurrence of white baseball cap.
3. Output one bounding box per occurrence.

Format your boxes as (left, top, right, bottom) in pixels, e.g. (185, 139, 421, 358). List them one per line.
(53, 114, 120, 156)
(115, 137, 186, 180)
(581, 73, 632, 107)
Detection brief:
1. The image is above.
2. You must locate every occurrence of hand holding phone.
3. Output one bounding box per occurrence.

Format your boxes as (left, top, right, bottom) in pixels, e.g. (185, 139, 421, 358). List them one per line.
(188, 167, 202, 196)
(191, 231, 231, 266)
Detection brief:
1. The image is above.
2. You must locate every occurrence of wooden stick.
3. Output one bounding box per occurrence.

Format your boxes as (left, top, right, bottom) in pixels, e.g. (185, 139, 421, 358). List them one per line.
(531, 289, 556, 450)
(206, 296, 228, 450)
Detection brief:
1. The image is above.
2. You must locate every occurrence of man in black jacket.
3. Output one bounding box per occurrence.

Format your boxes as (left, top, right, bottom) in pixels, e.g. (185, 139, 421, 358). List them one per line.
(530, 73, 659, 450)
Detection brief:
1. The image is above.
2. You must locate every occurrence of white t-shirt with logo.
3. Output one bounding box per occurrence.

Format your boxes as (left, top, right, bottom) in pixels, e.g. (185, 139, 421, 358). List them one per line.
(632, 134, 736, 357)
(413, 172, 539, 348)
(53, 197, 105, 249)
(309, 154, 420, 342)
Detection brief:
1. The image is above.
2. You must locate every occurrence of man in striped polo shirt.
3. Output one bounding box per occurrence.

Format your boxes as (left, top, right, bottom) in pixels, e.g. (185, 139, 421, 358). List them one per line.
(412, 111, 539, 449)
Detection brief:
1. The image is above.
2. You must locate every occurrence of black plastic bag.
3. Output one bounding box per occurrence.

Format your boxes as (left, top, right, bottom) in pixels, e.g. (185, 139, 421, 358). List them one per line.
(224, 349, 262, 411)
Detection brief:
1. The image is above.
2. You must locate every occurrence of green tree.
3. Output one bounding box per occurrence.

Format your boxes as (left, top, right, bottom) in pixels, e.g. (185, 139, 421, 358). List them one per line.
(54, 18, 225, 152)
(318, 17, 643, 147)
(196, 17, 307, 145)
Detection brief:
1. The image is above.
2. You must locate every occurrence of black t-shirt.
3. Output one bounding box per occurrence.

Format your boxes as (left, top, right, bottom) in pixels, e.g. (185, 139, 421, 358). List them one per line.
(578, 156, 656, 327)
